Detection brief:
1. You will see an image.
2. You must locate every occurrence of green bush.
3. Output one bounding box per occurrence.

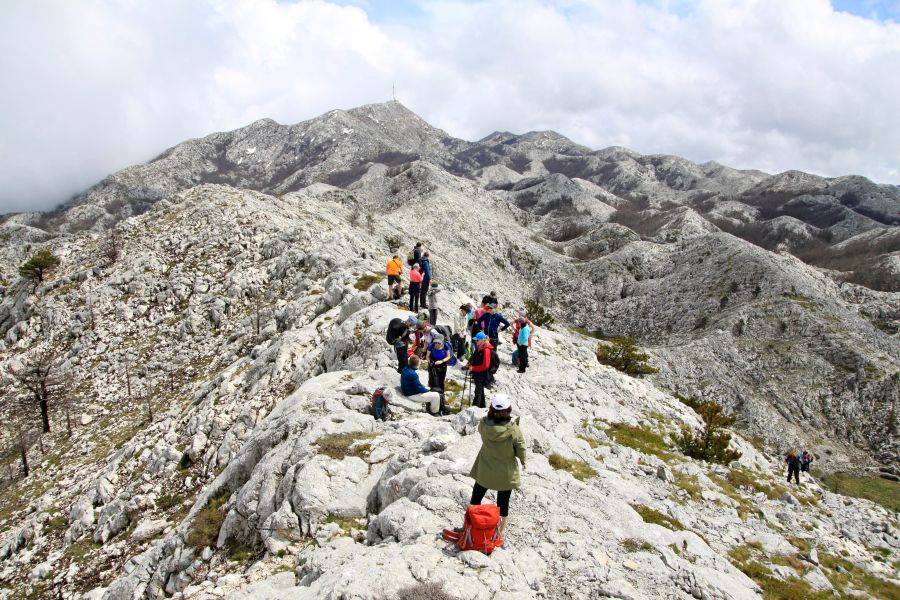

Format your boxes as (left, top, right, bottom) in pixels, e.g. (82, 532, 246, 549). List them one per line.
(631, 504, 683, 531)
(676, 396, 741, 465)
(595, 337, 657, 376)
(19, 248, 60, 287)
(524, 298, 554, 327)
(314, 432, 379, 460)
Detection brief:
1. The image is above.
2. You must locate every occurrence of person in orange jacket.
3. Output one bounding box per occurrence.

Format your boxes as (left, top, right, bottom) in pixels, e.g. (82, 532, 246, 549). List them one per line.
(386, 255, 403, 300)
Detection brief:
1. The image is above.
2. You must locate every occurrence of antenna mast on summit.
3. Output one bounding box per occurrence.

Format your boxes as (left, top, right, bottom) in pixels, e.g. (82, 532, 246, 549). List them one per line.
(392, 84, 396, 101)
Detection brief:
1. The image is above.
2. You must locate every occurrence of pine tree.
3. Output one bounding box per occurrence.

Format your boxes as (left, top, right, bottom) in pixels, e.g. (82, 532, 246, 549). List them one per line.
(19, 248, 60, 290)
(595, 336, 658, 376)
(676, 396, 742, 464)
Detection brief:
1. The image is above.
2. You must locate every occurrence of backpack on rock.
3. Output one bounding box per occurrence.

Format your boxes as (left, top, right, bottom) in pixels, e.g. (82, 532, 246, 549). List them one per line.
(370, 387, 391, 421)
(442, 504, 503, 555)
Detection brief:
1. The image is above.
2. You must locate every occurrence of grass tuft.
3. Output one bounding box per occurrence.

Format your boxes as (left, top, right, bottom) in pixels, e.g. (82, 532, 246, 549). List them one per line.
(548, 453, 597, 481)
(186, 493, 229, 550)
(354, 273, 383, 291)
(314, 432, 380, 460)
(820, 473, 900, 512)
(631, 504, 684, 531)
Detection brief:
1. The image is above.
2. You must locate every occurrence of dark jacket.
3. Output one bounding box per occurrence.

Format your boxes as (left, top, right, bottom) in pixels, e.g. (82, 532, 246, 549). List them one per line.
(420, 257, 432, 281)
(386, 318, 410, 346)
(400, 366, 428, 396)
(469, 417, 526, 490)
(477, 312, 510, 340)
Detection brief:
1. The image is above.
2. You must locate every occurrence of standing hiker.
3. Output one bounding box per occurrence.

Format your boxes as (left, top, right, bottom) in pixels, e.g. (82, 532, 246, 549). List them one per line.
(464, 332, 493, 408)
(785, 449, 801, 485)
(469, 393, 526, 539)
(453, 304, 472, 357)
(386, 315, 417, 372)
(800, 451, 814, 475)
(481, 291, 498, 307)
(412, 242, 424, 266)
(401, 355, 447, 415)
(386, 255, 403, 300)
(420, 251, 433, 309)
(408, 264, 423, 313)
(426, 333, 453, 391)
(515, 316, 531, 374)
(477, 304, 510, 352)
(427, 282, 440, 326)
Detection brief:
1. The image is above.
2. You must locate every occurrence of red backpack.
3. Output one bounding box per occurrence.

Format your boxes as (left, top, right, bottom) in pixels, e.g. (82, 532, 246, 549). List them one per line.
(442, 504, 503, 554)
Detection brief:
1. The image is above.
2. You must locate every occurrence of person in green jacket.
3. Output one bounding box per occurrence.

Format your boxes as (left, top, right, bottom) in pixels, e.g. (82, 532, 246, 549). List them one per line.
(469, 393, 526, 537)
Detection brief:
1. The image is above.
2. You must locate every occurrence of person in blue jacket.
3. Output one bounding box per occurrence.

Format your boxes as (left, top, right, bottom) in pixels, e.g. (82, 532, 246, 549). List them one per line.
(477, 303, 510, 351)
(400, 355, 448, 416)
(419, 252, 433, 309)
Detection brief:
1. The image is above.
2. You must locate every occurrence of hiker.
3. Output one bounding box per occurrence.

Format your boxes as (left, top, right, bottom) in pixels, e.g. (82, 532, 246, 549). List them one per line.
(427, 282, 440, 326)
(411, 322, 428, 359)
(413, 242, 424, 265)
(386, 255, 403, 300)
(453, 304, 472, 357)
(420, 251, 433, 309)
(470, 304, 484, 338)
(481, 291, 498, 307)
(463, 332, 493, 408)
(469, 393, 526, 538)
(426, 333, 453, 391)
(800, 451, 814, 474)
(408, 264, 423, 312)
(401, 355, 447, 415)
(785, 449, 801, 484)
(515, 316, 531, 374)
(511, 311, 534, 347)
(477, 304, 510, 351)
(386, 315, 416, 372)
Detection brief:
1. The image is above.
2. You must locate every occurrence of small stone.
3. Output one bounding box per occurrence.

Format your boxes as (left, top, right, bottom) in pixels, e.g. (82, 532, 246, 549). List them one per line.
(623, 559, 639, 570)
(80, 413, 93, 425)
(808, 547, 819, 565)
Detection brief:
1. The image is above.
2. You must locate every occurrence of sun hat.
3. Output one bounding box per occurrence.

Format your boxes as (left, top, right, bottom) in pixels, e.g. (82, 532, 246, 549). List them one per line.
(406, 315, 417, 325)
(490, 393, 511, 411)
(473, 332, 488, 342)
(433, 334, 445, 344)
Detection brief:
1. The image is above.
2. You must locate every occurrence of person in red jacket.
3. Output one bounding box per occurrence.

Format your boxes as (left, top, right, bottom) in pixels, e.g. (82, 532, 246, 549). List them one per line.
(464, 332, 492, 408)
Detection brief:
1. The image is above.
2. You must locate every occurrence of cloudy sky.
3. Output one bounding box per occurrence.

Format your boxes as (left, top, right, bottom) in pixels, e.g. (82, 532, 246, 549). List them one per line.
(1, 0, 899, 214)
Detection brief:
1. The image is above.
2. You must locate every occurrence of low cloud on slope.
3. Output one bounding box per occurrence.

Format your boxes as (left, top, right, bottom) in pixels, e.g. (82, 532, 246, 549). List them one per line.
(1, 0, 898, 214)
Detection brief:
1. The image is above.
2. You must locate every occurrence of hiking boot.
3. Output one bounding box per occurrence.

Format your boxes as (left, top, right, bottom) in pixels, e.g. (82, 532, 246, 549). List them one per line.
(439, 406, 452, 416)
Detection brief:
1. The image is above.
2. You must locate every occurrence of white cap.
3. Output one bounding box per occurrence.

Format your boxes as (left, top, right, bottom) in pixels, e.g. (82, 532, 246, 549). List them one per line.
(490, 393, 511, 411)
(381, 388, 393, 401)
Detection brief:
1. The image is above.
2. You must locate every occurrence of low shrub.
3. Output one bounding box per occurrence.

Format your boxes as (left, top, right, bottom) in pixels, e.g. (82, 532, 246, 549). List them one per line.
(524, 298, 555, 327)
(595, 336, 658, 376)
(631, 504, 684, 531)
(186, 494, 229, 550)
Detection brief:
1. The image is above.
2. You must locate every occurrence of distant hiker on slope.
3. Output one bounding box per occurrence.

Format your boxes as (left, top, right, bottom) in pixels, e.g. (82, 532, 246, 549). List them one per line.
(800, 450, 814, 476)
(412, 241, 424, 266)
(420, 251, 433, 310)
(401, 355, 448, 416)
(464, 332, 493, 408)
(785, 449, 801, 485)
(408, 264, 423, 312)
(386, 315, 417, 372)
(386, 255, 403, 300)
(481, 291, 498, 307)
(469, 393, 526, 538)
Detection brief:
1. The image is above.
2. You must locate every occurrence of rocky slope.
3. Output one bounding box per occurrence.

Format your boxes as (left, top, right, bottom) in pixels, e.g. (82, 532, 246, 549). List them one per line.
(0, 102, 897, 599)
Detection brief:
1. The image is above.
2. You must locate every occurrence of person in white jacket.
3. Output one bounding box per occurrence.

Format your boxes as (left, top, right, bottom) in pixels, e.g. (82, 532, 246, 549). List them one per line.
(453, 303, 471, 358)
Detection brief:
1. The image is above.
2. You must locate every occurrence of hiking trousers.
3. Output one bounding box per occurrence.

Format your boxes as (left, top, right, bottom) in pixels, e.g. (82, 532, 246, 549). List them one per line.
(394, 344, 408, 373)
(452, 333, 466, 357)
(471, 482, 511, 517)
(787, 464, 800, 484)
(409, 283, 421, 312)
(429, 365, 447, 391)
(517, 344, 529, 372)
(411, 391, 441, 414)
(420, 279, 431, 308)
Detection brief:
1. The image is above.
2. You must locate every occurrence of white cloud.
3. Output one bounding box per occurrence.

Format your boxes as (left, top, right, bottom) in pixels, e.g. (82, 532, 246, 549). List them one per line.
(1, 0, 898, 214)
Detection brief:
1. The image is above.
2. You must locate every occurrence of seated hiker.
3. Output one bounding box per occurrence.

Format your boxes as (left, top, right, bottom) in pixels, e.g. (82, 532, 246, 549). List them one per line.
(409, 264, 423, 312)
(386, 255, 403, 300)
(463, 332, 493, 408)
(469, 393, 526, 538)
(401, 355, 447, 415)
(386, 315, 417, 372)
(426, 333, 453, 391)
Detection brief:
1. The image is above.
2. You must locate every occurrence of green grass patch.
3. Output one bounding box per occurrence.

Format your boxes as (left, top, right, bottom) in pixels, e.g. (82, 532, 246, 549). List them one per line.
(314, 432, 380, 460)
(548, 453, 597, 481)
(186, 494, 229, 550)
(631, 504, 683, 531)
(326, 514, 361, 534)
(354, 273, 382, 291)
(45, 513, 68, 533)
(622, 538, 654, 553)
(444, 378, 463, 393)
(820, 551, 900, 599)
(603, 421, 679, 462)
(728, 544, 830, 600)
(577, 434, 600, 449)
(64, 537, 99, 561)
(225, 538, 257, 563)
(820, 473, 900, 512)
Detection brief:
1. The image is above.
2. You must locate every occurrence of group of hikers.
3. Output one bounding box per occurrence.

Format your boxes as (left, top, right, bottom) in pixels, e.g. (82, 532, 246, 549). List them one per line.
(784, 449, 815, 484)
(381, 244, 530, 544)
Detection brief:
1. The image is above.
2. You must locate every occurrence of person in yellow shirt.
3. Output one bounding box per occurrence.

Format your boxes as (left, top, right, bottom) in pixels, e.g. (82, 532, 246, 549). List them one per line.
(386, 255, 404, 299)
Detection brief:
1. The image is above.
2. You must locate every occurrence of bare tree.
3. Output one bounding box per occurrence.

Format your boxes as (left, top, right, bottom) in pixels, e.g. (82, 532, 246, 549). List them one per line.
(105, 227, 121, 266)
(8, 347, 66, 433)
